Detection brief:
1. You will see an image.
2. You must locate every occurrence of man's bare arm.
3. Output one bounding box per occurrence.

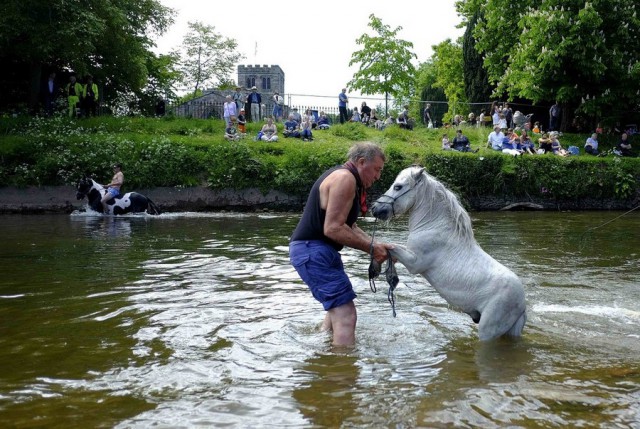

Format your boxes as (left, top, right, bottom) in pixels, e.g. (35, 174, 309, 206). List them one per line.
(322, 171, 392, 262)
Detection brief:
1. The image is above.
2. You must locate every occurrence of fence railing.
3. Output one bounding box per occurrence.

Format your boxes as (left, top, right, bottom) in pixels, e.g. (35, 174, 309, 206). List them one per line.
(165, 100, 346, 123)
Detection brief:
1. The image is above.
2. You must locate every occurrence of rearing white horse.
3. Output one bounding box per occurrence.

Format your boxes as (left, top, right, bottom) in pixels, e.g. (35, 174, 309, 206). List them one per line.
(371, 166, 526, 341)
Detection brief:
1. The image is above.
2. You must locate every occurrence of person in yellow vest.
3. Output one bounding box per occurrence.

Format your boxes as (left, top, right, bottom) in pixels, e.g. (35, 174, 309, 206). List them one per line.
(65, 75, 83, 118)
(82, 75, 99, 117)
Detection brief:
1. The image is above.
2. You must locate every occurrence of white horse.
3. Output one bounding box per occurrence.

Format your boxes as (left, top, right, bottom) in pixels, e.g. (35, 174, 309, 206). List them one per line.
(371, 166, 526, 341)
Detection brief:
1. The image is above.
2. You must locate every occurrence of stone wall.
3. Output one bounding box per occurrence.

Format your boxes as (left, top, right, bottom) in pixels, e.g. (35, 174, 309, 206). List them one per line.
(0, 186, 637, 214)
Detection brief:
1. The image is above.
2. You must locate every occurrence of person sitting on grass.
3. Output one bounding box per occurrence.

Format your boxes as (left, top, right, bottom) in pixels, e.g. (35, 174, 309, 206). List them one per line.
(487, 125, 505, 151)
(442, 133, 452, 150)
(584, 133, 599, 156)
(360, 102, 371, 124)
(397, 105, 413, 130)
(301, 116, 313, 141)
(452, 129, 472, 152)
(538, 133, 552, 154)
(520, 131, 536, 154)
(283, 114, 301, 138)
(501, 132, 524, 156)
(260, 117, 279, 142)
(616, 133, 635, 157)
(224, 116, 240, 141)
(317, 111, 330, 130)
(550, 132, 570, 157)
(350, 107, 361, 123)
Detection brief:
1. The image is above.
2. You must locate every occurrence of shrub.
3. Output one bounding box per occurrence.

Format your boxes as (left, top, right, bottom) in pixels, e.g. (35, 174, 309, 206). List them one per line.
(0, 116, 637, 207)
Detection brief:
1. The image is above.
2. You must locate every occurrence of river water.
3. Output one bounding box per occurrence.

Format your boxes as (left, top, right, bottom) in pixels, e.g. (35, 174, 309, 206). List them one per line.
(0, 211, 638, 428)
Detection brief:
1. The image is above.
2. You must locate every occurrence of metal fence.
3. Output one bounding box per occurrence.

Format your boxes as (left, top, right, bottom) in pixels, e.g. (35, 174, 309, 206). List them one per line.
(161, 97, 556, 128)
(164, 100, 344, 123)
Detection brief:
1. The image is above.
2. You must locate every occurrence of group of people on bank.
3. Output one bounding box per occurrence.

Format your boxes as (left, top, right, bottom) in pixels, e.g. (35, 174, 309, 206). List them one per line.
(484, 124, 636, 157)
(42, 73, 99, 118)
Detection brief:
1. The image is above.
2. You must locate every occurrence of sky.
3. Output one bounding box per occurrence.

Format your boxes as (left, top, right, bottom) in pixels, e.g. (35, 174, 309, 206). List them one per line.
(155, 0, 464, 107)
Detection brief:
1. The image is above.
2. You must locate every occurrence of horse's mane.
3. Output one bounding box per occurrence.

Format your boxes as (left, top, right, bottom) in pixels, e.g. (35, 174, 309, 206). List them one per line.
(415, 170, 474, 241)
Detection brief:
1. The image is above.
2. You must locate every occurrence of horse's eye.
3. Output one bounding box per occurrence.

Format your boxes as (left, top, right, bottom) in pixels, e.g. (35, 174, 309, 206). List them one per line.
(394, 185, 402, 191)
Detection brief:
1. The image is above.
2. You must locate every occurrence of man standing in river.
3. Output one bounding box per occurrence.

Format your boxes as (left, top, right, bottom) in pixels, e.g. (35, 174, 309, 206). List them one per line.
(289, 142, 394, 346)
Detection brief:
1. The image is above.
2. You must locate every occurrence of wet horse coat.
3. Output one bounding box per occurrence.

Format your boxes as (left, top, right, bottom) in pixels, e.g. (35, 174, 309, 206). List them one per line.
(76, 177, 161, 215)
(371, 166, 526, 341)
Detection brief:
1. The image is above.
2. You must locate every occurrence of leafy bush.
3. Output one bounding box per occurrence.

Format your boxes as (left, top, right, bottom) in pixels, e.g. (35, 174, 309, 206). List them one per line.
(0, 116, 637, 206)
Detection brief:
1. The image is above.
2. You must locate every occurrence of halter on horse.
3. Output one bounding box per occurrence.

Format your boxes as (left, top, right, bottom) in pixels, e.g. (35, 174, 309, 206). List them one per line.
(371, 166, 526, 341)
(76, 176, 161, 215)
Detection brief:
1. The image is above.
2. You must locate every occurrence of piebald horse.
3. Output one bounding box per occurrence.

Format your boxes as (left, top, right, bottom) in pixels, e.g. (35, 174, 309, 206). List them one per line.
(371, 166, 526, 341)
(76, 176, 161, 215)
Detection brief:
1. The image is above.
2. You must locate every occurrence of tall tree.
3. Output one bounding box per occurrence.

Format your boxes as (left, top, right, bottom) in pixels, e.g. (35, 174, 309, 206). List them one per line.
(430, 39, 468, 122)
(138, 51, 182, 114)
(0, 0, 174, 111)
(179, 21, 244, 97)
(414, 61, 447, 125)
(458, 0, 640, 129)
(462, 10, 492, 104)
(348, 14, 417, 115)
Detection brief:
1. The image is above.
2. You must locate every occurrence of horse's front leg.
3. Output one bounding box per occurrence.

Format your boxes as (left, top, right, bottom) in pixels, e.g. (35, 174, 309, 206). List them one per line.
(389, 245, 422, 274)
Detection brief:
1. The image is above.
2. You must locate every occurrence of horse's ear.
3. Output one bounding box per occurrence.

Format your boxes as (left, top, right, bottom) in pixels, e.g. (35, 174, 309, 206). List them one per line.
(412, 167, 425, 182)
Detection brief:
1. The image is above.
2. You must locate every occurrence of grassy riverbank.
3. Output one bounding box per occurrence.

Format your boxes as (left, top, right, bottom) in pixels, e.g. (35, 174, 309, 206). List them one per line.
(0, 115, 638, 206)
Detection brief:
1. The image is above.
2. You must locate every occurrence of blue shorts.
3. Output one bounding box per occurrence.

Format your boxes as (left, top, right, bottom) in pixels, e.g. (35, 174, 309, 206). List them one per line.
(289, 240, 356, 311)
(106, 188, 120, 198)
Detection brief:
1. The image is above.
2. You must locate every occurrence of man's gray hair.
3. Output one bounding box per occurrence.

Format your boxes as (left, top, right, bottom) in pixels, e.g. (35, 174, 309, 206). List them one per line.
(347, 142, 385, 163)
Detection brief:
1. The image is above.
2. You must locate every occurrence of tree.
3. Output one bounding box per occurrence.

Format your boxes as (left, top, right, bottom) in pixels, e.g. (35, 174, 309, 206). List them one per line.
(179, 21, 244, 97)
(414, 61, 447, 125)
(0, 0, 175, 111)
(430, 39, 468, 122)
(462, 10, 493, 104)
(458, 0, 640, 129)
(138, 51, 182, 115)
(348, 14, 417, 116)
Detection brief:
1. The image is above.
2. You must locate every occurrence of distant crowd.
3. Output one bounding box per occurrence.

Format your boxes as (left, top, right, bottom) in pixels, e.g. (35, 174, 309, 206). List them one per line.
(435, 101, 636, 158)
(38, 75, 636, 158)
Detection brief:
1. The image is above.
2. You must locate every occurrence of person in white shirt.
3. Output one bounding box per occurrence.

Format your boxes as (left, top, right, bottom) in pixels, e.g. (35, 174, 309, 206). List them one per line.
(223, 95, 237, 127)
(585, 133, 599, 155)
(487, 125, 505, 151)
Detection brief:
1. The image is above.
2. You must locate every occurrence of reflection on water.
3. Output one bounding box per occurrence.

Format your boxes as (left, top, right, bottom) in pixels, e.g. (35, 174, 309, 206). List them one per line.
(293, 353, 360, 427)
(72, 215, 133, 239)
(0, 211, 638, 428)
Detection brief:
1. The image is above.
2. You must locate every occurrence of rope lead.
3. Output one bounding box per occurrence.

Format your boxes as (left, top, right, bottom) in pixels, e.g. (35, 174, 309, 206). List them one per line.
(368, 219, 400, 317)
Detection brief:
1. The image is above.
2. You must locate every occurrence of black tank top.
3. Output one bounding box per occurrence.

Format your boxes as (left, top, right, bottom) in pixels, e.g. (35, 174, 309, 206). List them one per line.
(290, 165, 361, 250)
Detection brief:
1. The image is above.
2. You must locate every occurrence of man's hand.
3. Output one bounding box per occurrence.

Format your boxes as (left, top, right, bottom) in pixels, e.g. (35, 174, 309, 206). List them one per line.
(371, 242, 394, 264)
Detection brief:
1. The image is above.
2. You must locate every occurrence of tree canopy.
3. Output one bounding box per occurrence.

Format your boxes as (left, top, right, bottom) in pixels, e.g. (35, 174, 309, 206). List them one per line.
(457, 0, 640, 127)
(462, 10, 493, 104)
(348, 14, 417, 115)
(179, 21, 244, 96)
(430, 39, 467, 121)
(0, 0, 174, 111)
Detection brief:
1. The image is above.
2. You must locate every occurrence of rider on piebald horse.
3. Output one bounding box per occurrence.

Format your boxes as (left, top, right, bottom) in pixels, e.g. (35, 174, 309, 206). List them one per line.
(102, 163, 124, 212)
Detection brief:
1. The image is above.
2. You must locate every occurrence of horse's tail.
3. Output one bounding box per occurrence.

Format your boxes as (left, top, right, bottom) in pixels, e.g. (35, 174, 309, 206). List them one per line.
(146, 198, 162, 215)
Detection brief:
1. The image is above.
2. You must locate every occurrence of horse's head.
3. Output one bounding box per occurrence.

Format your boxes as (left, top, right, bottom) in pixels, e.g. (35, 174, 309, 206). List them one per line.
(372, 166, 425, 221)
(76, 176, 96, 200)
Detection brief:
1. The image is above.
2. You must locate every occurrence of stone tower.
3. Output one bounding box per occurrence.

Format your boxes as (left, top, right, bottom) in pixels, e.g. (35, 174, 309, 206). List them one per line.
(237, 65, 285, 96)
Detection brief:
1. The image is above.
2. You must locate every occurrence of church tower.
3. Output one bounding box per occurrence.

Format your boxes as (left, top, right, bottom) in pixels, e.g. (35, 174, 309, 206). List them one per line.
(237, 65, 285, 97)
